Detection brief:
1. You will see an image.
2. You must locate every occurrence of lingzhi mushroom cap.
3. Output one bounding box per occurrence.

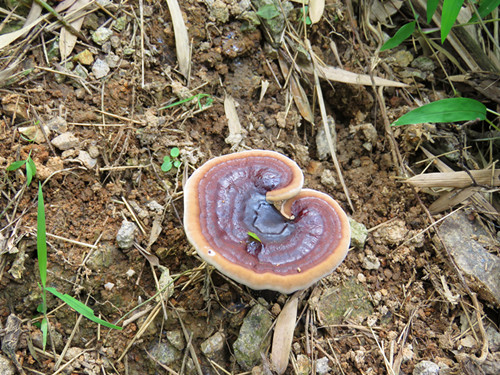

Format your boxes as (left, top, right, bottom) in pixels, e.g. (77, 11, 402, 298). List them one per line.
(183, 150, 350, 294)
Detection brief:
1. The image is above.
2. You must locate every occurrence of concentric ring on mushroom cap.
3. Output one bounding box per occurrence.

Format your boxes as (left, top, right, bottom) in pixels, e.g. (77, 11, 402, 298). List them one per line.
(183, 150, 350, 294)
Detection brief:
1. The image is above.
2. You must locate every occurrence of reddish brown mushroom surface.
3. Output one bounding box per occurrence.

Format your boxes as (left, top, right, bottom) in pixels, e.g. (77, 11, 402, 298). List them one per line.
(183, 150, 350, 294)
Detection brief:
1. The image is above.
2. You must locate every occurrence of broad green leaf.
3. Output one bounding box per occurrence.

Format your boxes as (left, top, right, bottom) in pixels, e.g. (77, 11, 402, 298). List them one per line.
(163, 155, 171, 163)
(441, 0, 464, 43)
(41, 317, 48, 351)
(257, 4, 280, 20)
(380, 21, 416, 51)
(170, 147, 180, 158)
(392, 98, 486, 126)
(46, 287, 122, 330)
(173, 160, 181, 168)
(469, 0, 500, 23)
(6, 160, 27, 171)
(37, 183, 47, 288)
(427, 0, 440, 23)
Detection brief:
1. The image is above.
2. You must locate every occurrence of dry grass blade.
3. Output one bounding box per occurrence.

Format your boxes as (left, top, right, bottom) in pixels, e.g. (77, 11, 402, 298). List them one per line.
(309, 0, 325, 24)
(306, 39, 354, 211)
(428, 186, 481, 214)
(301, 62, 408, 87)
(0, 10, 47, 50)
(271, 292, 299, 374)
(405, 169, 500, 188)
(224, 95, 244, 149)
(289, 73, 314, 123)
(59, 0, 89, 61)
(166, 0, 190, 78)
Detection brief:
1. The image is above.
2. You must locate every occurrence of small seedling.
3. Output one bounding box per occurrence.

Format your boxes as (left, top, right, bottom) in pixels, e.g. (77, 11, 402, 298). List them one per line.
(161, 147, 182, 172)
(6, 150, 37, 186)
(247, 231, 262, 242)
(299, 6, 312, 25)
(36, 183, 121, 349)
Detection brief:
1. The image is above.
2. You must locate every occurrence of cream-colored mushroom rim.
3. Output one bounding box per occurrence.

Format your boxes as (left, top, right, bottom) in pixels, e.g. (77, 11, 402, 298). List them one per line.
(184, 150, 351, 293)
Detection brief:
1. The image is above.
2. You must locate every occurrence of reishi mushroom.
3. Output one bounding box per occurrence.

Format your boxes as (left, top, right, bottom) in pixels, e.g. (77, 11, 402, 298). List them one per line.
(183, 150, 350, 294)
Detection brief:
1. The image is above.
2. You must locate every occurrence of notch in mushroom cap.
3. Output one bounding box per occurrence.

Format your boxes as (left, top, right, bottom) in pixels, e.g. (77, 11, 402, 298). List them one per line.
(183, 150, 350, 294)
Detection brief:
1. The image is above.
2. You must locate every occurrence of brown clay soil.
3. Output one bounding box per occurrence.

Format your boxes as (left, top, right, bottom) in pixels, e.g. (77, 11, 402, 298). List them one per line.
(0, 1, 499, 374)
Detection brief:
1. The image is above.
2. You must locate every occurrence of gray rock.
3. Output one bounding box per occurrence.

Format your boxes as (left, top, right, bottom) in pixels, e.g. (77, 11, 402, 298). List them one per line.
(46, 116, 68, 134)
(51, 132, 79, 150)
(349, 218, 368, 249)
(73, 64, 88, 79)
(233, 303, 273, 370)
(201, 332, 225, 358)
(78, 150, 97, 169)
(313, 279, 374, 327)
(92, 27, 113, 45)
(86, 244, 124, 271)
(413, 360, 440, 375)
(105, 53, 120, 68)
(316, 357, 331, 375)
(411, 56, 436, 72)
(320, 169, 336, 188)
(315, 117, 336, 160)
(92, 59, 110, 79)
(148, 341, 181, 365)
(166, 330, 185, 351)
(116, 220, 137, 249)
(362, 254, 380, 270)
(438, 211, 500, 307)
(0, 354, 16, 375)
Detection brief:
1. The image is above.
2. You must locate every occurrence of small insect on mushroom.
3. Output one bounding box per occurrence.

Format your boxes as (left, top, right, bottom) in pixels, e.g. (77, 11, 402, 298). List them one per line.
(183, 150, 350, 294)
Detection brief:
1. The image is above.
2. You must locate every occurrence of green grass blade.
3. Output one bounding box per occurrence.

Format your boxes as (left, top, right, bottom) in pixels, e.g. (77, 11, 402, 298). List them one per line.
(46, 287, 122, 330)
(41, 317, 48, 351)
(37, 183, 47, 288)
(441, 0, 465, 43)
(469, 0, 500, 23)
(6, 160, 27, 171)
(392, 98, 487, 126)
(427, 0, 440, 23)
(380, 21, 415, 51)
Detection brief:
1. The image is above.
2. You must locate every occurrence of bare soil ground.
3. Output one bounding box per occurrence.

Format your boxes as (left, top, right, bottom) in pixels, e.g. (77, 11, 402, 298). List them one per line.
(0, 1, 499, 374)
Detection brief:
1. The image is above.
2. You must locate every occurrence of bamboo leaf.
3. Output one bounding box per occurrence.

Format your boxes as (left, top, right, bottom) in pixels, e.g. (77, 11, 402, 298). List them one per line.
(426, 0, 440, 23)
(441, 0, 464, 43)
(469, 0, 500, 23)
(380, 21, 415, 51)
(392, 98, 486, 126)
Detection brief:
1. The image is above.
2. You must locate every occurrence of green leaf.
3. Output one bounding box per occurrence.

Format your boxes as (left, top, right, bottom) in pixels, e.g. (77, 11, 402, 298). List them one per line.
(441, 0, 464, 43)
(469, 0, 500, 23)
(173, 160, 181, 168)
(427, 0, 440, 23)
(41, 317, 48, 351)
(37, 183, 47, 289)
(26, 157, 36, 186)
(6, 160, 27, 171)
(163, 155, 171, 163)
(257, 4, 280, 20)
(170, 147, 180, 158)
(46, 287, 122, 330)
(380, 21, 416, 51)
(161, 161, 173, 172)
(247, 231, 262, 242)
(392, 98, 487, 126)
